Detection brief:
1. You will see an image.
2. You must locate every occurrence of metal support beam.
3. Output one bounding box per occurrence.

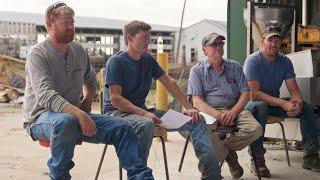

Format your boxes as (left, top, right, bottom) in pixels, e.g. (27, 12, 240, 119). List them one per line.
(302, 0, 307, 26)
(291, 9, 296, 53)
(246, 0, 253, 57)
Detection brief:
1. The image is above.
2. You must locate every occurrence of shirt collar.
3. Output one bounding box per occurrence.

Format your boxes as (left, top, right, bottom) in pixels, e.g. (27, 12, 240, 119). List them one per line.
(258, 50, 280, 62)
(206, 59, 227, 72)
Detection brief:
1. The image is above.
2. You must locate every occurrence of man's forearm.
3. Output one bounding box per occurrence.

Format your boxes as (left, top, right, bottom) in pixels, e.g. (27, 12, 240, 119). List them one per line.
(111, 95, 148, 116)
(62, 103, 84, 119)
(82, 83, 96, 101)
(255, 90, 286, 106)
(165, 79, 193, 109)
(193, 97, 221, 119)
(231, 92, 249, 115)
(290, 89, 303, 103)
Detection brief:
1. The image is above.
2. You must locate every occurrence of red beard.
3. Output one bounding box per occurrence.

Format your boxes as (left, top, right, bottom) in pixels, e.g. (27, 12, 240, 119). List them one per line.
(56, 30, 75, 44)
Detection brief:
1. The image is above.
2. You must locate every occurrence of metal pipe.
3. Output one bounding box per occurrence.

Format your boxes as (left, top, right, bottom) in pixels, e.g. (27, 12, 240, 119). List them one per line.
(246, 0, 253, 56)
(302, 0, 307, 26)
(291, 9, 296, 53)
(156, 52, 168, 140)
(156, 52, 169, 112)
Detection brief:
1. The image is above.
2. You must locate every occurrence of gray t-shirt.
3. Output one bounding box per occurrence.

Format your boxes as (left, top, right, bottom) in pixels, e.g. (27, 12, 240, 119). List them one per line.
(22, 39, 96, 128)
(244, 50, 295, 98)
(188, 59, 249, 108)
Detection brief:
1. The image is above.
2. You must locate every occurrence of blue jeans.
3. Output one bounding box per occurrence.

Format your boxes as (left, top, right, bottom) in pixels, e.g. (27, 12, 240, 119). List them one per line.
(30, 111, 154, 180)
(107, 109, 221, 180)
(245, 101, 319, 154)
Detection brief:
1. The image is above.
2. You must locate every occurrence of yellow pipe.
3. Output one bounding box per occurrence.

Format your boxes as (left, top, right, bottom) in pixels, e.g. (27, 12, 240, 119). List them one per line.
(156, 53, 169, 111)
(156, 52, 168, 140)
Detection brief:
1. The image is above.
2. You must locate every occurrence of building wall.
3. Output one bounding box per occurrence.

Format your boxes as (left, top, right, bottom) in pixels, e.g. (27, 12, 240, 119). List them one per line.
(119, 35, 125, 51)
(35, 27, 175, 62)
(175, 20, 227, 64)
(0, 21, 37, 45)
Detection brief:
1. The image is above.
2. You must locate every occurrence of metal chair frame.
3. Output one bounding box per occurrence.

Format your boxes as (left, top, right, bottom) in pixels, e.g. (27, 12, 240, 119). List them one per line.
(94, 128, 170, 180)
(267, 116, 291, 167)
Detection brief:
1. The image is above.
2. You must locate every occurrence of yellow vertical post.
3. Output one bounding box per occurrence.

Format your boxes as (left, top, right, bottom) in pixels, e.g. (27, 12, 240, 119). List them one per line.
(156, 52, 168, 140)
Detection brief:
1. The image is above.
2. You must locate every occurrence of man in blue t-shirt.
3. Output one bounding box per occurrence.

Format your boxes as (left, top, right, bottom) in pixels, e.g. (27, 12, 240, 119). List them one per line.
(103, 20, 221, 180)
(244, 26, 320, 176)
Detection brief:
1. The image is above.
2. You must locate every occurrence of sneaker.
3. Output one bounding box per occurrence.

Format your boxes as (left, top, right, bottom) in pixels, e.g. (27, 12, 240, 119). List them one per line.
(302, 155, 320, 172)
(225, 150, 243, 179)
(250, 154, 271, 178)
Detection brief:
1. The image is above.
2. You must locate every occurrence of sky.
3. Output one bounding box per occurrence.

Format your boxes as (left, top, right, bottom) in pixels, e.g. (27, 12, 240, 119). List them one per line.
(0, 0, 228, 27)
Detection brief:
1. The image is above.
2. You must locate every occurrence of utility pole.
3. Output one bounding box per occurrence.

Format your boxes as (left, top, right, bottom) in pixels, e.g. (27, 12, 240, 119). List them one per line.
(175, 0, 187, 64)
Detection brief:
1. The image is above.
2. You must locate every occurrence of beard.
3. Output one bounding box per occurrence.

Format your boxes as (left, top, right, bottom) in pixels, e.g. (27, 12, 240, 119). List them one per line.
(55, 30, 75, 44)
(266, 47, 279, 56)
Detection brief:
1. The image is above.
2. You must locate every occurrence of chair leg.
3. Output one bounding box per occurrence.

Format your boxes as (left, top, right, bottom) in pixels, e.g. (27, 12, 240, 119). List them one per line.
(279, 122, 291, 167)
(178, 135, 190, 172)
(219, 160, 225, 167)
(119, 164, 123, 180)
(94, 144, 108, 180)
(159, 136, 170, 180)
(250, 146, 262, 180)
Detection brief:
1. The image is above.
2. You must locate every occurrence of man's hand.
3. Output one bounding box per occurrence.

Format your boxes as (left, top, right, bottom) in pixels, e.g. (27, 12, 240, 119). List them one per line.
(76, 111, 97, 137)
(143, 111, 162, 124)
(281, 100, 302, 117)
(281, 100, 295, 112)
(183, 108, 201, 125)
(80, 97, 92, 113)
(287, 100, 303, 117)
(215, 111, 223, 122)
(218, 110, 237, 126)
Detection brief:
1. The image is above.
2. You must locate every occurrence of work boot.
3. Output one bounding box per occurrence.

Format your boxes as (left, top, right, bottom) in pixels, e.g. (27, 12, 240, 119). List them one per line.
(302, 149, 320, 172)
(250, 154, 271, 177)
(225, 150, 243, 179)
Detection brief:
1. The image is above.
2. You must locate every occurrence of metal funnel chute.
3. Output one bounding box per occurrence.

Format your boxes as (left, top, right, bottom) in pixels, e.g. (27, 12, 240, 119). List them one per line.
(244, 7, 294, 48)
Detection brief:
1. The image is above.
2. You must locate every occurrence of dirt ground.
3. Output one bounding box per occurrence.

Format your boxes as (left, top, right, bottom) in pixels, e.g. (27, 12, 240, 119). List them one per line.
(1, 103, 320, 180)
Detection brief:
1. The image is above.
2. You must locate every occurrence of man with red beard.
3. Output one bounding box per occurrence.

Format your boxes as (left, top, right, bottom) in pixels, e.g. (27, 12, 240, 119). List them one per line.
(22, 2, 154, 180)
(244, 26, 320, 177)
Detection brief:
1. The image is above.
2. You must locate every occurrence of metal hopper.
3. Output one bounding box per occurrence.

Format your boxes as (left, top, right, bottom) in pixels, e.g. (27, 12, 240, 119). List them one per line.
(244, 6, 294, 48)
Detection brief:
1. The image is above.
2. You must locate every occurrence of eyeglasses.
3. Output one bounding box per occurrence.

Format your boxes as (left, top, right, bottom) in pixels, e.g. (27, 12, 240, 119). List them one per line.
(210, 41, 225, 48)
(48, 1, 66, 20)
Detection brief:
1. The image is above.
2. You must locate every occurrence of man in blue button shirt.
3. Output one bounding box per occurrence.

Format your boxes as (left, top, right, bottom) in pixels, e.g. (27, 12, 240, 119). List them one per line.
(244, 26, 320, 176)
(188, 33, 262, 179)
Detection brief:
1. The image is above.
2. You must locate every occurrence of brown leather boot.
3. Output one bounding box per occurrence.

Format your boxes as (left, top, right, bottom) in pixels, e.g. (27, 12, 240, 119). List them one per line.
(250, 154, 271, 178)
(225, 150, 244, 179)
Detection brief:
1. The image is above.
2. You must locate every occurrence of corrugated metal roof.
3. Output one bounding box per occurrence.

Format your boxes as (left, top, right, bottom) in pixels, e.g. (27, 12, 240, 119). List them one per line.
(0, 11, 178, 32)
(205, 19, 227, 31)
(184, 19, 227, 31)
